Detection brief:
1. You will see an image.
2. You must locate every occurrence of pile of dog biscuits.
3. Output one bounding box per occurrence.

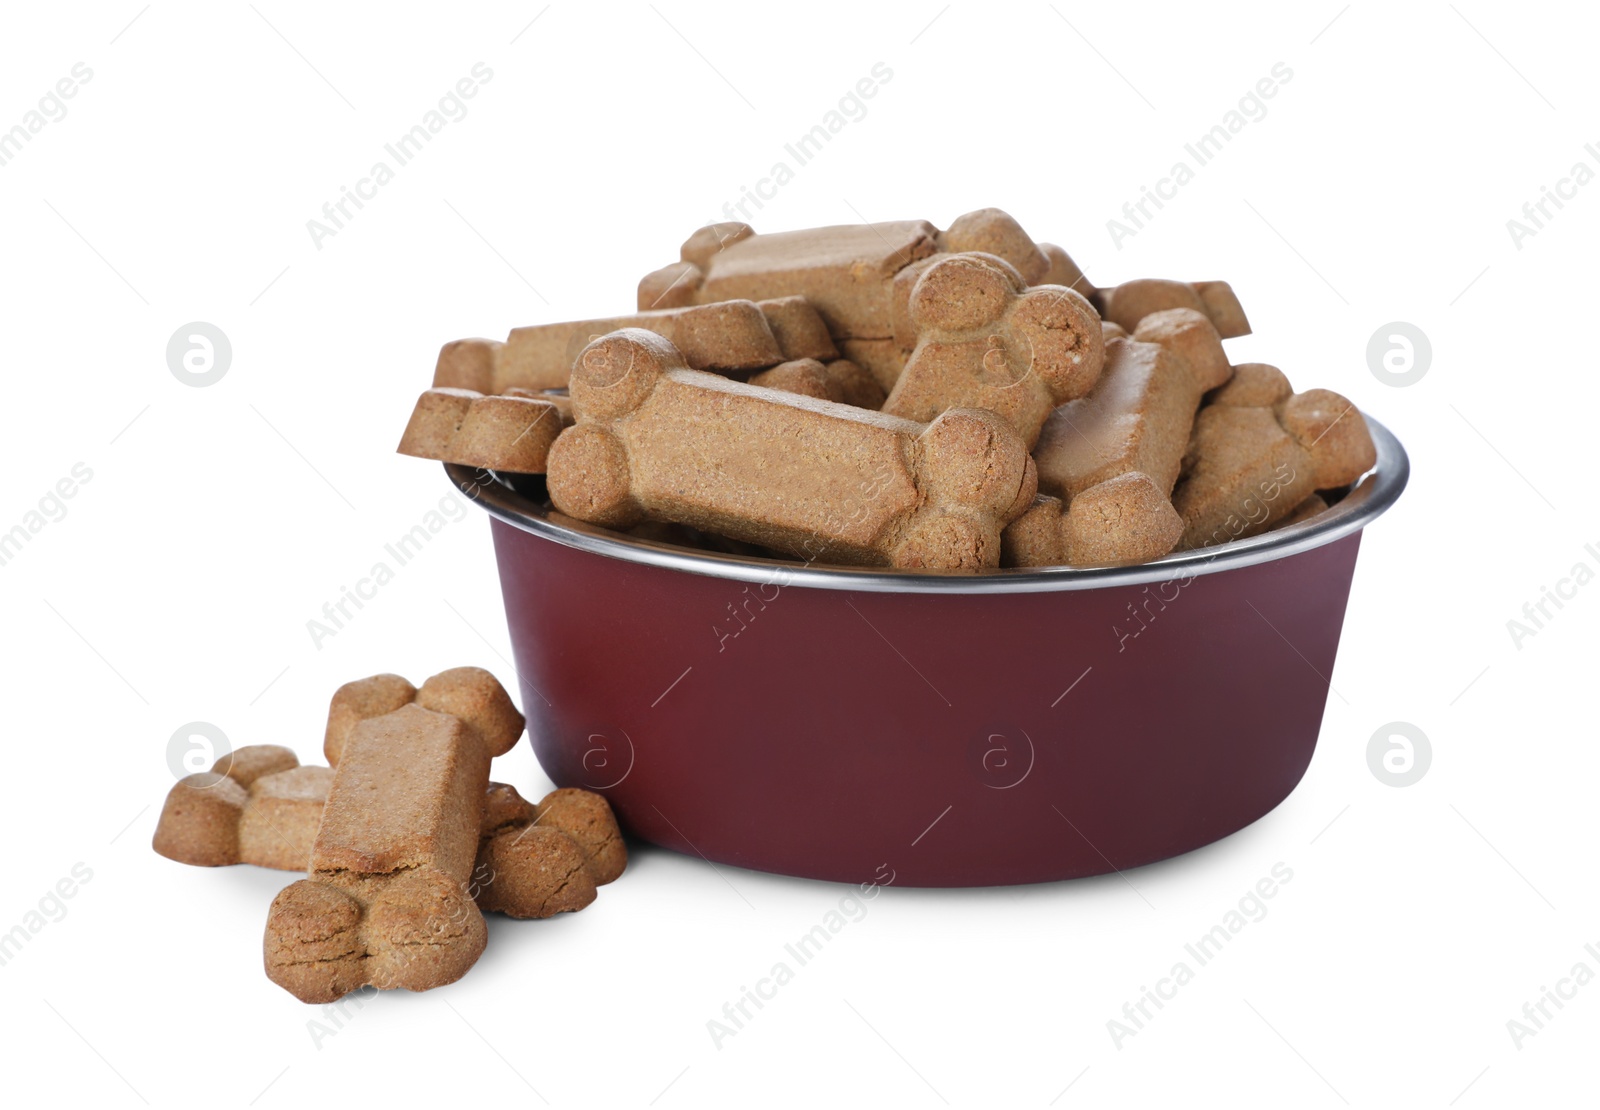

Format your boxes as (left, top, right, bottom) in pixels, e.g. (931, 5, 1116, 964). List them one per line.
(399, 208, 1376, 571)
(153, 667, 623, 1003)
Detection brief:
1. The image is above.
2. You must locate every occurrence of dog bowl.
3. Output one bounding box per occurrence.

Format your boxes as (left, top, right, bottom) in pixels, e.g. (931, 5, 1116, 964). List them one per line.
(448, 415, 1407, 887)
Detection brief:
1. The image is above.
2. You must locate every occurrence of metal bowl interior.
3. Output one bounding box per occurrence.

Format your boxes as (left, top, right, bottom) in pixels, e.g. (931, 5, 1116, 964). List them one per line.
(446, 414, 1408, 592)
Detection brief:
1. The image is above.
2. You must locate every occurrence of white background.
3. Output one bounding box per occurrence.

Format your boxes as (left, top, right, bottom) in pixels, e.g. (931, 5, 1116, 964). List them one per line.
(0, 2, 1594, 1107)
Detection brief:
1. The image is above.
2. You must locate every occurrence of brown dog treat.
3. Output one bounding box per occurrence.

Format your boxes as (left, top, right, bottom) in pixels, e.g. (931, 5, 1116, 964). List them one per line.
(482, 781, 538, 833)
(157, 745, 318, 868)
(267, 866, 482, 1004)
(891, 209, 1065, 351)
(310, 706, 488, 878)
(436, 300, 789, 396)
(888, 255, 941, 353)
(646, 210, 1056, 347)
(544, 301, 781, 380)
(156, 751, 606, 925)
(213, 745, 298, 788)
(158, 758, 591, 896)
(506, 386, 575, 425)
(1034, 340, 1169, 500)
(154, 761, 333, 871)
(475, 826, 597, 918)
(748, 358, 885, 409)
(431, 392, 561, 471)
(325, 668, 524, 766)
(999, 476, 1183, 568)
(683, 221, 758, 267)
(415, 667, 527, 756)
(1173, 407, 1316, 550)
(1210, 362, 1292, 408)
(547, 329, 1035, 569)
(1029, 309, 1229, 565)
(1173, 388, 1372, 549)
(938, 208, 1050, 284)
(433, 298, 836, 401)
(838, 338, 906, 391)
(240, 766, 337, 871)
(265, 703, 495, 1002)
(889, 207, 1075, 348)
(535, 788, 628, 885)
(1100, 278, 1251, 338)
(636, 260, 701, 311)
(397, 388, 473, 459)
(1039, 242, 1091, 293)
(1000, 495, 1069, 567)
(881, 253, 1104, 448)
(637, 220, 941, 340)
(1064, 472, 1185, 566)
(823, 359, 887, 409)
(1099, 279, 1206, 332)
(757, 295, 840, 361)
(578, 301, 780, 381)
(397, 389, 563, 474)
(748, 359, 838, 401)
(434, 339, 499, 395)
(152, 772, 248, 867)
(1037, 311, 1231, 498)
(1130, 308, 1231, 389)
(1278, 492, 1329, 528)
(324, 674, 417, 766)
(1192, 281, 1251, 338)
(264, 881, 369, 1000)
(474, 781, 606, 919)
(1101, 320, 1129, 342)
(891, 216, 1082, 354)
(1277, 389, 1377, 488)
(1030, 313, 1228, 499)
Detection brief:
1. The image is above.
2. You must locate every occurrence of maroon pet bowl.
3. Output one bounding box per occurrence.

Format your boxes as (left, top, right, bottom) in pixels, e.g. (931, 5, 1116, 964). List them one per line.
(449, 416, 1406, 887)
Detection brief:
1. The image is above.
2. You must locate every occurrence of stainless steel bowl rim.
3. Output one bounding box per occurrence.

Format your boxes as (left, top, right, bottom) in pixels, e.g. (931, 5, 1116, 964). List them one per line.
(447, 414, 1408, 594)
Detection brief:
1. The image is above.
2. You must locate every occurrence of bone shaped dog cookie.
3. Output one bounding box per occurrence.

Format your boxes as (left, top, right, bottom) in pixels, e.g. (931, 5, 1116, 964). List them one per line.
(999, 476, 1186, 569)
(322, 668, 522, 765)
(1096, 278, 1251, 338)
(937, 207, 1053, 284)
(880, 253, 1105, 448)
(407, 296, 870, 474)
(545, 328, 1037, 569)
(433, 296, 841, 396)
(636, 219, 940, 338)
(153, 755, 334, 871)
(1173, 377, 1376, 550)
(1017, 308, 1233, 565)
(472, 782, 613, 919)
(153, 744, 624, 900)
(323, 674, 626, 894)
(397, 390, 563, 474)
(263, 668, 526, 1002)
(638, 210, 1083, 392)
(888, 211, 1093, 353)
